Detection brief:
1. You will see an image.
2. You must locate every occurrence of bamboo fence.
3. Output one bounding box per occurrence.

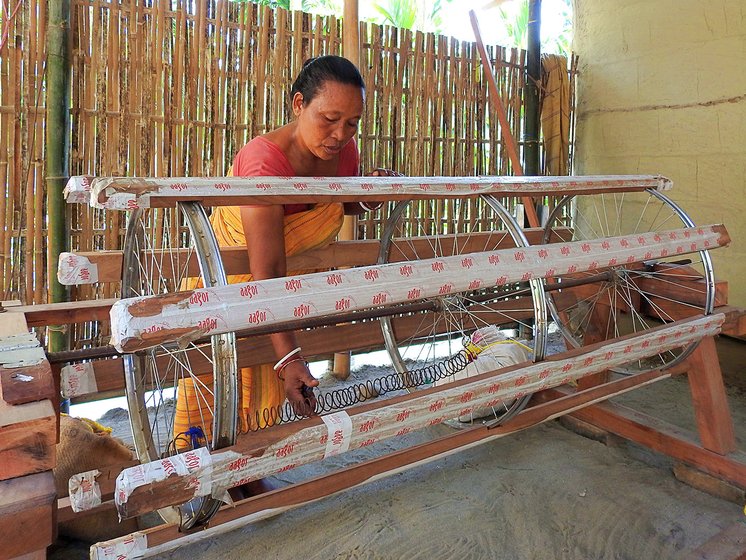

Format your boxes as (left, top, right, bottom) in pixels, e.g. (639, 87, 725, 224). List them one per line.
(0, 0, 576, 349)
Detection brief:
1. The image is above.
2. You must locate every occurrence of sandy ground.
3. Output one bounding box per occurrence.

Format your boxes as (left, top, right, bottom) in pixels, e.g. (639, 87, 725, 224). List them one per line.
(51, 337, 746, 560)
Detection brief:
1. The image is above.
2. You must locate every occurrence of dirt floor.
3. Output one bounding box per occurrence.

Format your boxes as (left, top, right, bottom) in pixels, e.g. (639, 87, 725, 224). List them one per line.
(51, 336, 746, 560)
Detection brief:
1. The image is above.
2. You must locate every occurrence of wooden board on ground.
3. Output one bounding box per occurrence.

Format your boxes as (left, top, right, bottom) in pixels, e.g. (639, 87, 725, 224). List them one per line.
(0, 472, 56, 560)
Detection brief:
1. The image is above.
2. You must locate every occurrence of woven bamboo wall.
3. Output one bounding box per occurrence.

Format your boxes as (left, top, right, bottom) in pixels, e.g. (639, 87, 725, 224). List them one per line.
(0, 0, 576, 319)
(1, 0, 48, 304)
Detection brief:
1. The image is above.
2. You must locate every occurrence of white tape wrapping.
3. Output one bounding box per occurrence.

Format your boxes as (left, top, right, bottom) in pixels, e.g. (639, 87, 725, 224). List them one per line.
(85, 174, 673, 210)
(58, 252, 99, 285)
(91, 532, 148, 560)
(63, 175, 93, 203)
(61, 362, 98, 398)
(109, 224, 726, 353)
(69, 469, 102, 513)
(321, 411, 353, 458)
(115, 447, 213, 509)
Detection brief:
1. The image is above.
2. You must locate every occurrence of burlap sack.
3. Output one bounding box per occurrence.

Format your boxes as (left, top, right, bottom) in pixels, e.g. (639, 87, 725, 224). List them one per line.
(54, 415, 140, 542)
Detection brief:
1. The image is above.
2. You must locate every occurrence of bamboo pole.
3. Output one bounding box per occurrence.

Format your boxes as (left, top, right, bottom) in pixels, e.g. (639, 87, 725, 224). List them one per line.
(333, 0, 361, 380)
(468, 10, 539, 228)
(45, 0, 71, 353)
(523, 0, 541, 176)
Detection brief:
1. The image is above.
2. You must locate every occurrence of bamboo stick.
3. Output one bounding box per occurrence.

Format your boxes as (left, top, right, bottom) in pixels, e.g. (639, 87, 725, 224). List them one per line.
(469, 10, 539, 228)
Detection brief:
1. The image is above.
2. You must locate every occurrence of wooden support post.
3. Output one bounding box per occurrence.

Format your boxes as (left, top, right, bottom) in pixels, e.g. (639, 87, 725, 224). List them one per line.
(685, 335, 736, 454)
(333, 0, 361, 381)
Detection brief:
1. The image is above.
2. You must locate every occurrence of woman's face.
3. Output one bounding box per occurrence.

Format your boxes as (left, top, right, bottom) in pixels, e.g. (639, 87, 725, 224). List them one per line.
(293, 81, 364, 160)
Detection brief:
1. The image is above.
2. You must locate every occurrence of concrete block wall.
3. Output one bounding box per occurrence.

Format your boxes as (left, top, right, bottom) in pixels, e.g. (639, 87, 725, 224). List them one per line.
(573, 0, 746, 306)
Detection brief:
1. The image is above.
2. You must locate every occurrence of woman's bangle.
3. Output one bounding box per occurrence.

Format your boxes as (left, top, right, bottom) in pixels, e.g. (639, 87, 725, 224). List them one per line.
(274, 347, 302, 371)
(276, 357, 308, 380)
(359, 201, 383, 212)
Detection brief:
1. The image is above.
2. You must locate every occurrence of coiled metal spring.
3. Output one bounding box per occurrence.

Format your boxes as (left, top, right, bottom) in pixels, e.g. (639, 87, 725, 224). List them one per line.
(246, 348, 473, 431)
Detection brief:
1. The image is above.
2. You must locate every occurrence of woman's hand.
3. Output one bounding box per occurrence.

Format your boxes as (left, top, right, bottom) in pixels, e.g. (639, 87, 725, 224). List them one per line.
(281, 359, 319, 417)
(344, 168, 403, 214)
(367, 167, 403, 178)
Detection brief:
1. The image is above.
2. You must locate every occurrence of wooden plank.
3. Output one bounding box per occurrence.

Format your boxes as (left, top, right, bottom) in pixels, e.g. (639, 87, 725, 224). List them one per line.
(0, 472, 56, 560)
(0, 391, 57, 481)
(0, 362, 56, 406)
(0, 310, 57, 482)
(564, 397, 746, 488)
(686, 336, 736, 454)
(673, 463, 746, 505)
(8, 298, 116, 328)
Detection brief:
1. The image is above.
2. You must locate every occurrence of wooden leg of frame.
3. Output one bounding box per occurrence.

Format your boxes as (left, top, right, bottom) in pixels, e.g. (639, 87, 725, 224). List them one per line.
(686, 335, 736, 455)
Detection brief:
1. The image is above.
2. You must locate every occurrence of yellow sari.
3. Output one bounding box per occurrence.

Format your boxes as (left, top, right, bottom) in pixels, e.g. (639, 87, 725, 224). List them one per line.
(173, 201, 344, 443)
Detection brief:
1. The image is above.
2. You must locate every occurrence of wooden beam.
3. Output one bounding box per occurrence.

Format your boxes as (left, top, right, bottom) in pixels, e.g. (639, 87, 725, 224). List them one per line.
(563, 397, 746, 488)
(9, 298, 116, 328)
(84, 175, 672, 209)
(98, 316, 721, 518)
(110, 225, 729, 353)
(685, 336, 736, 454)
(0, 472, 56, 559)
(90, 362, 682, 554)
(59, 228, 565, 285)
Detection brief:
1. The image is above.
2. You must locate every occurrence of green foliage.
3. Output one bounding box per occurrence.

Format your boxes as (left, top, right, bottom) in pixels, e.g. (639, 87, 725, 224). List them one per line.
(370, 0, 447, 33)
(497, 1, 529, 49)
(495, 0, 572, 57)
(239, 0, 291, 9)
(302, 0, 342, 14)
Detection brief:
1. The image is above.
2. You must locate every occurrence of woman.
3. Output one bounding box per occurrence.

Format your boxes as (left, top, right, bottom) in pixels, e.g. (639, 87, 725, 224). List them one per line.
(207, 55, 394, 431)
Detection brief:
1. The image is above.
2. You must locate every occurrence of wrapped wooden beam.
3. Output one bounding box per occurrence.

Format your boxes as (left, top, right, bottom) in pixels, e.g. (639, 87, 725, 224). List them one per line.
(109, 224, 730, 353)
(108, 315, 723, 519)
(73, 174, 673, 210)
(56, 228, 564, 286)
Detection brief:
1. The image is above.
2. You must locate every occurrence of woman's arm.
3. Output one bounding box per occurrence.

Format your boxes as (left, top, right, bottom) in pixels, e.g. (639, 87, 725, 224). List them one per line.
(240, 205, 319, 415)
